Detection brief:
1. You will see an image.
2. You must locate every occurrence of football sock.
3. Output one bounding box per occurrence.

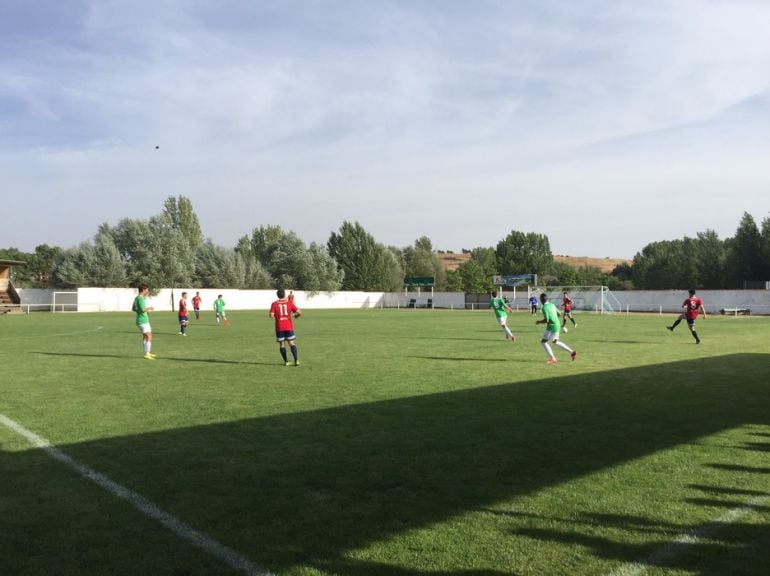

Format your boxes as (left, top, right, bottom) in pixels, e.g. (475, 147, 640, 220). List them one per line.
(541, 342, 556, 361)
(504, 326, 513, 338)
(280, 348, 287, 362)
(671, 318, 682, 329)
(555, 341, 574, 354)
(290, 345, 298, 362)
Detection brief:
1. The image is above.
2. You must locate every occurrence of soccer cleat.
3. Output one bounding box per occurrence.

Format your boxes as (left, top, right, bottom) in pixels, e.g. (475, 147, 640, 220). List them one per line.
(666, 326, 674, 331)
(144, 354, 155, 360)
(294, 361, 301, 367)
(511, 335, 517, 344)
(571, 351, 577, 361)
(285, 361, 290, 366)
(573, 323, 578, 328)
(695, 338, 701, 344)
(547, 358, 558, 364)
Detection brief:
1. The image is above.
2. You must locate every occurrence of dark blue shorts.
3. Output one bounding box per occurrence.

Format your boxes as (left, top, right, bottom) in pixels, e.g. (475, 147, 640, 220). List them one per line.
(276, 330, 296, 342)
(179, 315, 189, 323)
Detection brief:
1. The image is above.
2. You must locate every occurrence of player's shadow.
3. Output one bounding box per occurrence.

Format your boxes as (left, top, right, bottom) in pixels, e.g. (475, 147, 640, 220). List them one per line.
(4, 354, 770, 576)
(409, 355, 513, 362)
(33, 351, 270, 365)
(706, 463, 770, 474)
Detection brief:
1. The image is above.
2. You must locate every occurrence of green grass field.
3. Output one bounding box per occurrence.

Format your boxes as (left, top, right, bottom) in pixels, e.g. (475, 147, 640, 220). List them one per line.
(1, 309, 769, 576)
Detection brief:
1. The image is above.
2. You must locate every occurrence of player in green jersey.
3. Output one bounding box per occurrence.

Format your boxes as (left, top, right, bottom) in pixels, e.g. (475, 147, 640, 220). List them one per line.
(213, 295, 229, 326)
(488, 292, 516, 343)
(132, 284, 156, 359)
(536, 293, 576, 364)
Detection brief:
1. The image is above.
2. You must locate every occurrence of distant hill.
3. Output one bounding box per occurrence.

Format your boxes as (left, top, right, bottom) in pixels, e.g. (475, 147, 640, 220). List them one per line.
(552, 255, 630, 273)
(434, 252, 472, 271)
(434, 252, 630, 273)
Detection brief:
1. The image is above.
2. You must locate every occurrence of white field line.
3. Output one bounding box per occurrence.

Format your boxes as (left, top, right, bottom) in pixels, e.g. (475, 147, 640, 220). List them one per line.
(0, 413, 270, 576)
(605, 496, 768, 576)
(0, 326, 105, 340)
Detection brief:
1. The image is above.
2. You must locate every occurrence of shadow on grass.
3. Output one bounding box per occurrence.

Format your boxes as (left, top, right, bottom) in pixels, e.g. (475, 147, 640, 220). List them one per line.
(34, 351, 274, 366)
(410, 355, 514, 363)
(2, 354, 770, 575)
(511, 481, 770, 576)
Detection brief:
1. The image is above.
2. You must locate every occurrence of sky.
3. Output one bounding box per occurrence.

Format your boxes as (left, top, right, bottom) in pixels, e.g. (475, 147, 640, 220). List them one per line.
(1, 0, 769, 258)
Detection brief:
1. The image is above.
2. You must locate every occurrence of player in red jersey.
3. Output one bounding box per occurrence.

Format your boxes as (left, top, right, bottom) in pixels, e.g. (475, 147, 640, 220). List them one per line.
(178, 292, 189, 336)
(269, 288, 302, 366)
(561, 290, 577, 331)
(667, 289, 706, 343)
(191, 291, 202, 320)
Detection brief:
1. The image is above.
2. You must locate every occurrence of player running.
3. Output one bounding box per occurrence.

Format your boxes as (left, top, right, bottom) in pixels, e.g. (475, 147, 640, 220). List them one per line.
(213, 295, 229, 326)
(488, 292, 516, 343)
(536, 293, 577, 364)
(269, 288, 301, 366)
(561, 290, 577, 331)
(667, 289, 706, 344)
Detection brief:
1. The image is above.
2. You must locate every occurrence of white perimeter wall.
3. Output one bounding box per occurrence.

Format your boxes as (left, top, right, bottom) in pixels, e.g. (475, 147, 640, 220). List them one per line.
(14, 287, 770, 314)
(17, 288, 465, 312)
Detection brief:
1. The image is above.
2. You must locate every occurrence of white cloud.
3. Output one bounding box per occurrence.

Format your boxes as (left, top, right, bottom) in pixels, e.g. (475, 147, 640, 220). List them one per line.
(1, 0, 769, 257)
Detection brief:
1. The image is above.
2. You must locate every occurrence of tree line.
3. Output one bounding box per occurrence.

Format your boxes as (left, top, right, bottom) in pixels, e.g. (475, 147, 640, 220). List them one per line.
(2, 197, 768, 292)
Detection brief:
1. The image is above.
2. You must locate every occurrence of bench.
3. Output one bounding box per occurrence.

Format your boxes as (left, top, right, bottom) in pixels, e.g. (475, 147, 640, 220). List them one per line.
(720, 307, 751, 316)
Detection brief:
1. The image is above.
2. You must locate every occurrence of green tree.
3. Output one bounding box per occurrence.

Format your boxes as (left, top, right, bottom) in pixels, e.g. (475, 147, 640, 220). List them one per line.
(759, 216, 770, 283)
(402, 236, 447, 291)
(608, 262, 634, 290)
(303, 242, 344, 292)
(694, 230, 727, 289)
(632, 239, 694, 289)
(194, 241, 246, 288)
(52, 243, 97, 288)
(444, 269, 463, 291)
(457, 247, 497, 293)
(27, 244, 63, 287)
(547, 261, 579, 286)
(727, 212, 762, 287)
(328, 221, 402, 290)
(495, 231, 553, 277)
(241, 225, 343, 291)
(90, 232, 127, 286)
(163, 196, 203, 252)
(152, 213, 195, 290)
(109, 218, 163, 286)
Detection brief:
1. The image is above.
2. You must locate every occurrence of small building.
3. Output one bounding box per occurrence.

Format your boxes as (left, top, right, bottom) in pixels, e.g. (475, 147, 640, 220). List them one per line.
(0, 259, 25, 313)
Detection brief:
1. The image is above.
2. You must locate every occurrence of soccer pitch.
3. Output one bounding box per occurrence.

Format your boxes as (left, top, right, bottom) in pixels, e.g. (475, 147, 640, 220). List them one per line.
(1, 309, 769, 576)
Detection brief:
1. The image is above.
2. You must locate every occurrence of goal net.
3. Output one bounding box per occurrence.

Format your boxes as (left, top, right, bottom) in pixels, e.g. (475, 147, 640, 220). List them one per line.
(52, 291, 78, 313)
(539, 285, 620, 314)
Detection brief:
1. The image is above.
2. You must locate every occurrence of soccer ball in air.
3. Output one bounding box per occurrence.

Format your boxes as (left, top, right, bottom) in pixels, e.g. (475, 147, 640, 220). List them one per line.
(562, 326, 568, 333)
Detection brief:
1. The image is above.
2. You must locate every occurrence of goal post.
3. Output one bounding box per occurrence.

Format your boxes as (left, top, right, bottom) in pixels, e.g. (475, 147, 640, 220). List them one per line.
(540, 285, 621, 314)
(51, 291, 78, 313)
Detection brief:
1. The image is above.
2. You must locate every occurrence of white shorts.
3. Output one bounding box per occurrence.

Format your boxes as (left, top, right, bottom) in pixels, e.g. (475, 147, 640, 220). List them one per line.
(542, 329, 559, 341)
(496, 316, 508, 326)
(137, 323, 152, 335)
